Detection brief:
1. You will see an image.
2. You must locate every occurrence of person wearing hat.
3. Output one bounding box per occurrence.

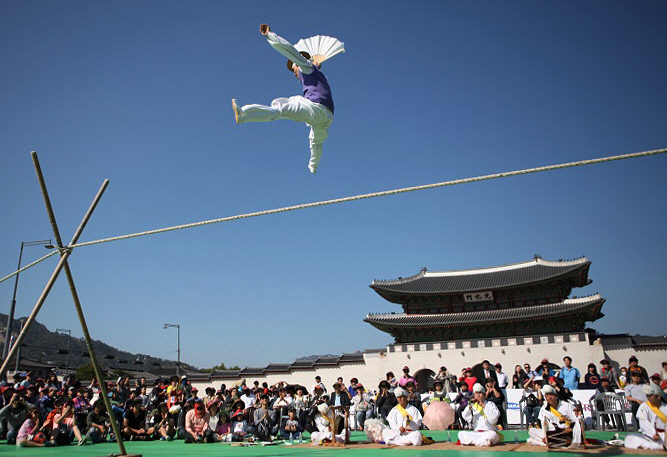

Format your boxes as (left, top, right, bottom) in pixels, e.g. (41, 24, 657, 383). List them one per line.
(149, 401, 176, 441)
(628, 356, 649, 384)
(430, 380, 448, 402)
(184, 399, 215, 443)
(527, 384, 583, 448)
(599, 359, 620, 388)
(624, 383, 667, 450)
(459, 383, 501, 446)
(231, 24, 335, 174)
(376, 380, 398, 420)
(626, 370, 649, 429)
(650, 374, 667, 403)
(250, 394, 277, 441)
(227, 407, 248, 441)
(399, 366, 417, 389)
(352, 385, 371, 431)
(310, 402, 346, 445)
(384, 387, 424, 446)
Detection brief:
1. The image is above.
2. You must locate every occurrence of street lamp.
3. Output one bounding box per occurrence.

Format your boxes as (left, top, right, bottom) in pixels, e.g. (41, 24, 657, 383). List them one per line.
(3, 239, 54, 362)
(56, 329, 71, 376)
(162, 324, 180, 377)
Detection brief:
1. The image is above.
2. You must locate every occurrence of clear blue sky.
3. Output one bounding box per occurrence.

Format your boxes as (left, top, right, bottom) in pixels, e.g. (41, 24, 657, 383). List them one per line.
(1, 1, 666, 369)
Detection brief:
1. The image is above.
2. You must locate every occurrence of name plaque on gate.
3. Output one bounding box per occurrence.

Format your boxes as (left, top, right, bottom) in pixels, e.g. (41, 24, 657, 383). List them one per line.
(464, 291, 494, 303)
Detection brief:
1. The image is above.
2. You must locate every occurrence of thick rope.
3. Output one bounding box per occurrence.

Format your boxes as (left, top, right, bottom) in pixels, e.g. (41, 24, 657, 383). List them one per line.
(2, 147, 665, 285)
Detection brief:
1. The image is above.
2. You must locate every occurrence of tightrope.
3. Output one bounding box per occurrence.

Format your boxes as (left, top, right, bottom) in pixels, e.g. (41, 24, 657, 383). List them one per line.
(2, 147, 665, 285)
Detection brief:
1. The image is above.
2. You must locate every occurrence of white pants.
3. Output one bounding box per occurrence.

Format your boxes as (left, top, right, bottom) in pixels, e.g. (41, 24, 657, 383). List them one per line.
(310, 430, 345, 444)
(240, 96, 334, 173)
(527, 423, 583, 448)
(383, 429, 422, 446)
(625, 432, 666, 450)
(459, 430, 500, 446)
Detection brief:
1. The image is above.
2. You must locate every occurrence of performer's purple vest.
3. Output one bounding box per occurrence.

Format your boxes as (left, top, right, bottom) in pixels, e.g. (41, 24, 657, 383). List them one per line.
(298, 66, 334, 114)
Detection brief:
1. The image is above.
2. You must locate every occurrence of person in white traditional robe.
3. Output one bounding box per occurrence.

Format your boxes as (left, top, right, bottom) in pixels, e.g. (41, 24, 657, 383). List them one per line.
(459, 383, 501, 446)
(384, 387, 424, 446)
(625, 383, 667, 450)
(527, 384, 583, 448)
(310, 403, 346, 445)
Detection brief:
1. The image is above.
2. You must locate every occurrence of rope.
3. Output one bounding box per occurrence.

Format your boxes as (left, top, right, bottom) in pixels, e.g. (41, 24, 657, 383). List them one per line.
(1, 146, 665, 285)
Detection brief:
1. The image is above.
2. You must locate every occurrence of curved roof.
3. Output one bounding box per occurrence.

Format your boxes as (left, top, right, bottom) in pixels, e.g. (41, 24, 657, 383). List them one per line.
(364, 295, 604, 330)
(371, 257, 591, 300)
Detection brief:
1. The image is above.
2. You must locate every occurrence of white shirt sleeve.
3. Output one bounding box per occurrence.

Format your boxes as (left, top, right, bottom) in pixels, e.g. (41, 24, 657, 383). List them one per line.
(266, 31, 314, 74)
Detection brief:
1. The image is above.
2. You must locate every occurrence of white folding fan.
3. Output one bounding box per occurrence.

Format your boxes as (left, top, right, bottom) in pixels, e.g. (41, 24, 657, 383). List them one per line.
(294, 35, 345, 65)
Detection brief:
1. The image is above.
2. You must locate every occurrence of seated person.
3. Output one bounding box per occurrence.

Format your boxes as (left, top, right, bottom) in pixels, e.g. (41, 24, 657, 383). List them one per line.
(624, 383, 667, 450)
(85, 400, 109, 443)
(0, 391, 30, 444)
(122, 398, 154, 441)
(52, 399, 86, 446)
(16, 408, 48, 448)
(375, 381, 397, 420)
(251, 394, 277, 441)
(207, 401, 230, 441)
(311, 403, 346, 445)
(279, 407, 302, 440)
(484, 377, 506, 428)
(430, 380, 449, 402)
(184, 399, 214, 443)
(453, 382, 473, 429)
(384, 386, 424, 446)
(227, 408, 248, 442)
(522, 379, 543, 428)
(149, 402, 175, 441)
(459, 383, 501, 446)
(527, 385, 583, 448)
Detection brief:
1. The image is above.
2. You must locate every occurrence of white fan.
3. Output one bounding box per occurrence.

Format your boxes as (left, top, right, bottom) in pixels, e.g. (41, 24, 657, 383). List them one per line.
(294, 35, 345, 65)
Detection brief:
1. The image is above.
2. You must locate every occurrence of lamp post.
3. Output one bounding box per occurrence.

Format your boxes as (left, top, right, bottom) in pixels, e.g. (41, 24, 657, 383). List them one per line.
(3, 239, 54, 362)
(162, 323, 180, 377)
(56, 328, 71, 376)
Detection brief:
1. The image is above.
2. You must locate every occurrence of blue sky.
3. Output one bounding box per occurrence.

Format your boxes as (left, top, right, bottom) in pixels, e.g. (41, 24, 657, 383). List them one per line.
(1, 1, 666, 369)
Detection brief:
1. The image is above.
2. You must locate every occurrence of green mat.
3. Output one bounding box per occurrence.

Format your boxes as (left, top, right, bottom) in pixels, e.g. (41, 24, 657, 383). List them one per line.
(0, 430, 626, 457)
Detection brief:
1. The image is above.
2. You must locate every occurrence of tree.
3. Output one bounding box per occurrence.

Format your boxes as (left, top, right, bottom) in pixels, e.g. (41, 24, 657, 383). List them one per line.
(200, 362, 240, 373)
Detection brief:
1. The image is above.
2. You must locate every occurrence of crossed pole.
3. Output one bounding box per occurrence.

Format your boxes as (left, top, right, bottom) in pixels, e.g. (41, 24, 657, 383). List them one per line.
(0, 152, 135, 456)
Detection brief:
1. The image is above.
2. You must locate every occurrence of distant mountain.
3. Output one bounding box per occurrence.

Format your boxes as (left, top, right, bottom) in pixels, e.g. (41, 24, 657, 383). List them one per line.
(294, 353, 352, 362)
(0, 313, 196, 373)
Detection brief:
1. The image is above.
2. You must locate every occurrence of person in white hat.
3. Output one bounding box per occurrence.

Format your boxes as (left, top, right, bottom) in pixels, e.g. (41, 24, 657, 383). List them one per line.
(459, 383, 501, 446)
(384, 387, 424, 445)
(310, 403, 346, 445)
(527, 384, 583, 448)
(624, 383, 667, 450)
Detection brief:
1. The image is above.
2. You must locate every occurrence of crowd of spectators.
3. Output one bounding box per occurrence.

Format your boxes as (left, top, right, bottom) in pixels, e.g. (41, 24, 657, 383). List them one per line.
(0, 355, 665, 447)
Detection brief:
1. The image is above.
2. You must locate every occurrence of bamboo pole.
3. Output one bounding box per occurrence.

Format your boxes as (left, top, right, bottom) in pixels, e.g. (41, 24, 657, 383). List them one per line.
(31, 152, 132, 455)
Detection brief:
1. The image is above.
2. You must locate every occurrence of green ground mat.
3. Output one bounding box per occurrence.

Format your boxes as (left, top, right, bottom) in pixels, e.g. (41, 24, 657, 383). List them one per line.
(0, 430, 627, 457)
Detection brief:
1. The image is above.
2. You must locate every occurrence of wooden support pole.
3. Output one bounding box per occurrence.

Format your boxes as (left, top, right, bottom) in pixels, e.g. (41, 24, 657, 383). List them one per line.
(31, 151, 133, 455)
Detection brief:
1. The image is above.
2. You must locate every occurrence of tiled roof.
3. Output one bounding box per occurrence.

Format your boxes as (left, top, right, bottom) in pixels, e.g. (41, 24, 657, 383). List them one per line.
(264, 364, 292, 373)
(314, 356, 339, 366)
(339, 353, 364, 363)
(240, 367, 265, 376)
(371, 257, 590, 298)
(364, 295, 604, 329)
(211, 370, 241, 378)
(290, 360, 315, 369)
(631, 335, 667, 347)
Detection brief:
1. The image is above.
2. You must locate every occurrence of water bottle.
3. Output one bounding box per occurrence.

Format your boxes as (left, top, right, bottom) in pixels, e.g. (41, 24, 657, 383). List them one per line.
(289, 432, 293, 445)
(514, 430, 519, 444)
(447, 431, 451, 443)
(299, 432, 303, 445)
